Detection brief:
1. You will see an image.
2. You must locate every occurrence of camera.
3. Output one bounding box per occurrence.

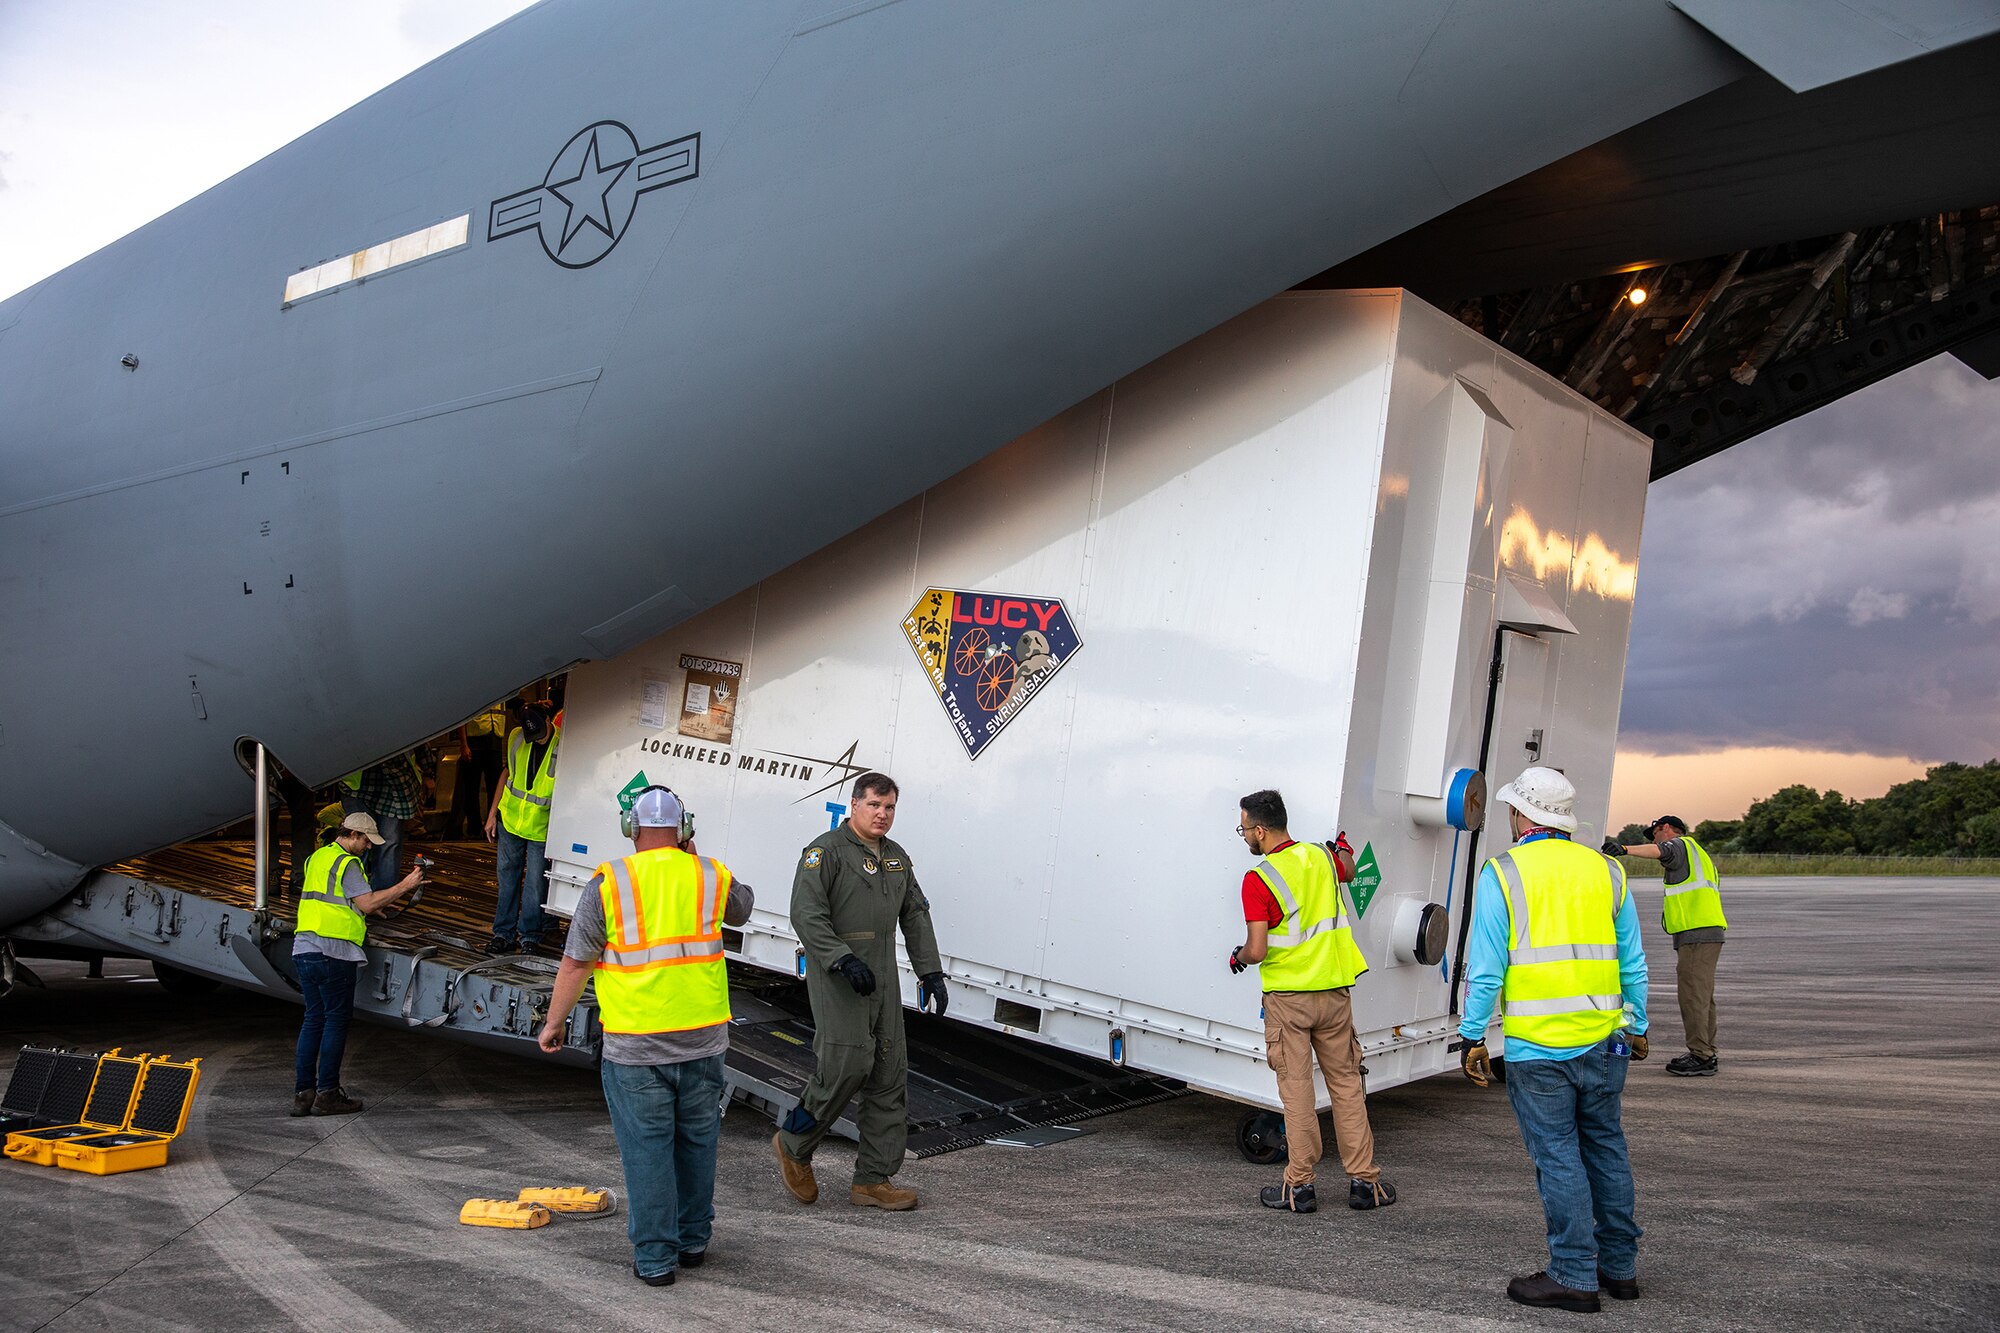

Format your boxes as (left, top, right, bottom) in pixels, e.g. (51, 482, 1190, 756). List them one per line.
(412, 855, 437, 874)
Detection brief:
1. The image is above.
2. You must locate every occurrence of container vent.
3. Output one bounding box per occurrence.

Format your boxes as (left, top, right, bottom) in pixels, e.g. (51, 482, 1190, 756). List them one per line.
(993, 999, 1043, 1032)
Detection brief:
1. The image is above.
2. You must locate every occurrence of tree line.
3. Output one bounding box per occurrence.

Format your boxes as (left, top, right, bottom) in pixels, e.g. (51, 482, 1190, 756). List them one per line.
(1617, 760, 2000, 857)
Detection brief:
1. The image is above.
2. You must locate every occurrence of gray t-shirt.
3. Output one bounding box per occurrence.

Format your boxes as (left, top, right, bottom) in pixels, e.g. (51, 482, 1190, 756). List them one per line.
(1659, 837, 1727, 947)
(564, 864, 753, 1066)
(292, 859, 370, 962)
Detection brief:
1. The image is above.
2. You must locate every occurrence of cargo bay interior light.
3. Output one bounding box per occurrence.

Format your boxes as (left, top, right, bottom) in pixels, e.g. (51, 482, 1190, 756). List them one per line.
(1626, 286, 1648, 305)
(283, 215, 469, 305)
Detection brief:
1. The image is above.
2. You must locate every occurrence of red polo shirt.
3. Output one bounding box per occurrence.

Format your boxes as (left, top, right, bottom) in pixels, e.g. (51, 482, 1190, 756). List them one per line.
(1242, 840, 1353, 924)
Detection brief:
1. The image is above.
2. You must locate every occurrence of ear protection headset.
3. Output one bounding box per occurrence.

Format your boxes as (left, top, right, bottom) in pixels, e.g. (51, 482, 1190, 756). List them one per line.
(620, 784, 696, 842)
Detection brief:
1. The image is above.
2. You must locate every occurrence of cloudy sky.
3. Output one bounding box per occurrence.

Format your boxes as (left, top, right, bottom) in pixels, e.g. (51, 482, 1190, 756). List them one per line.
(4, 1, 1994, 825)
(1610, 354, 2000, 822)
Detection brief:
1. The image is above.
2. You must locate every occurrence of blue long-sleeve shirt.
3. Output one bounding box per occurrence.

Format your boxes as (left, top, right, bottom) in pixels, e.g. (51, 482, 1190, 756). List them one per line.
(1457, 831, 1648, 1061)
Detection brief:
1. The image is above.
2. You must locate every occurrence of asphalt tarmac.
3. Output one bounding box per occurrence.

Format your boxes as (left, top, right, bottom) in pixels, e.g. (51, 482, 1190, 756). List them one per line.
(2, 875, 1995, 1332)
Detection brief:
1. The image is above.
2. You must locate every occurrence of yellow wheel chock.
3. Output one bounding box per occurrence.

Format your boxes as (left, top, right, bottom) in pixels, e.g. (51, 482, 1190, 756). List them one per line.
(518, 1185, 619, 1217)
(458, 1198, 551, 1229)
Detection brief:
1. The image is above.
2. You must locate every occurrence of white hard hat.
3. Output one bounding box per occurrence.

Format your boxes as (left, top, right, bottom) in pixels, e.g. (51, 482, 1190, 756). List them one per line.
(630, 786, 685, 829)
(1494, 767, 1578, 833)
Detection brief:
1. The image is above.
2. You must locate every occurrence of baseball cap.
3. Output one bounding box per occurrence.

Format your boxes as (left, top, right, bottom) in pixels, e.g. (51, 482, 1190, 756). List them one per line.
(630, 786, 684, 829)
(340, 811, 387, 846)
(1647, 815, 1688, 835)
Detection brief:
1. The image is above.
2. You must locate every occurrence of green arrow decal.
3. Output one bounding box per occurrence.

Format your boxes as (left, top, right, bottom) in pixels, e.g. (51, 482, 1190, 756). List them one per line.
(1349, 842, 1382, 917)
(617, 770, 651, 811)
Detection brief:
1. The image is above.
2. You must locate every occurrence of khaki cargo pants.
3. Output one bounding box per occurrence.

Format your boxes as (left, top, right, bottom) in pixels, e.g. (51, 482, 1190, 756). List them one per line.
(1263, 987, 1380, 1187)
(1675, 941, 1723, 1060)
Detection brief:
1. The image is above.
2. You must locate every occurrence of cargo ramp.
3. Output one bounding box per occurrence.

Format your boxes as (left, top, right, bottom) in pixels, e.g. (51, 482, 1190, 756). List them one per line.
(5, 842, 1179, 1154)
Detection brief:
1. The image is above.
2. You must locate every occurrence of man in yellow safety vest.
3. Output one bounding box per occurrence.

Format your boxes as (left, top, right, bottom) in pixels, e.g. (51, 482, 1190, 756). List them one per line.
(1229, 788, 1397, 1214)
(539, 786, 753, 1287)
(485, 701, 560, 954)
(290, 812, 425, 1117)
(1605, 815, 1727, 1076)
(1460, 767, 1649, 1314)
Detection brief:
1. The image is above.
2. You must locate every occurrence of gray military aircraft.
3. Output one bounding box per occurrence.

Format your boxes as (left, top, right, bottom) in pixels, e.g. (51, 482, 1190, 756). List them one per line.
(3, 0, 1998, 930)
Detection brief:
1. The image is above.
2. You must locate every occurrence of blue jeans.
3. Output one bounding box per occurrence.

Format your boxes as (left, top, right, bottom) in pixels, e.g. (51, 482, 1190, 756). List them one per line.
(367, 813, 405, 890)
(1504, 1038, 1641, 1290)
(293, 952, 359, 1092)
(601, 1054, 727, 1277)
(493, 828, 548, 941)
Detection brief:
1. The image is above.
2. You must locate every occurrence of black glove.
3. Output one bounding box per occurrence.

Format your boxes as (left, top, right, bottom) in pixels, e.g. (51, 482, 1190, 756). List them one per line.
(833, 955, 876, 996)
(1228, 946, 1248, 975)
(919, 972, 948, 1016)
(1601, 837, 1625, 857)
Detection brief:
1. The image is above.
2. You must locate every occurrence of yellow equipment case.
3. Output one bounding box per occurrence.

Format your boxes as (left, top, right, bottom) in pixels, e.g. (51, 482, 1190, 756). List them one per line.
(4, 1049, 147, 1166)
(50, 1056, 203, 1175)
(0, 1046, 101, 1137)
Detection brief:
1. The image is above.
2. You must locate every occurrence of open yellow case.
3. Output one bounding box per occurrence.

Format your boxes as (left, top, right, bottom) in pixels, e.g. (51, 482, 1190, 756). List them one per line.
(50, 1055, 203, 1175)
(3, 1049, 148, 1166)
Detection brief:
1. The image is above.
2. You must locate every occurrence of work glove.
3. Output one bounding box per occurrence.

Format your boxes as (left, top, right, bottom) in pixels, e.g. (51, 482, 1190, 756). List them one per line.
(833, 955, 876, 996)
(1332, 832, 1354, 859)
(1228, 946, 1248, 975)
(1629, 1033, 1649, 1061)
(1601, 837, 1625, 856)
(1461, 1039, 1493, 1088)
(919, 972, 948, 1016)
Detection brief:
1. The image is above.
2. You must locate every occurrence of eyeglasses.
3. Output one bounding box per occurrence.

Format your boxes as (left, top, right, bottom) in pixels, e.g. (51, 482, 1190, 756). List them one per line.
(1235, 824, 1260, 838)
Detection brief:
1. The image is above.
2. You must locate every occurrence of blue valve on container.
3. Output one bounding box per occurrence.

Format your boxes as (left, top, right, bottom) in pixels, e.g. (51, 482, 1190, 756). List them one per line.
(1445, 768, 1486, 831)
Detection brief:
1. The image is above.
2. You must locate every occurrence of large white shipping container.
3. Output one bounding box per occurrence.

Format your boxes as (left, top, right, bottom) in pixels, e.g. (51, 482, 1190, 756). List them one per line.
(541, 290, 1650, 1109)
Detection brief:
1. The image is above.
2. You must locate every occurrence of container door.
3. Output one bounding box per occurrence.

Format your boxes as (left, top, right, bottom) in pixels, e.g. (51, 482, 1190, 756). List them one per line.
(1449, 627, 1555, 1012)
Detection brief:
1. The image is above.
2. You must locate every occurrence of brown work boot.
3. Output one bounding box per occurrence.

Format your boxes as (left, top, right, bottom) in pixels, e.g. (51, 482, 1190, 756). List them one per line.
(773, 1131, 818, 1204)
(310, 1087, 364, 1116)
(849, 1181, 918, 1211)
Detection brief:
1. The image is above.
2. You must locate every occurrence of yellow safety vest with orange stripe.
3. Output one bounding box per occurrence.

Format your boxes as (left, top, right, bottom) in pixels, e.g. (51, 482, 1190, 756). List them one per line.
(592, 847, 732, 1035)
(1487, 838, 1626, 1049)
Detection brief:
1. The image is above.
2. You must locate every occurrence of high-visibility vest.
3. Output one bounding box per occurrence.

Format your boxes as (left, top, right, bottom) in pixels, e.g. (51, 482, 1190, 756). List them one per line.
(466, 705, 508, 738)
(297, 844, 367, 947)
(1661, 836, 1728, 933)
(497, 726, 559, 841)
(1254, 841, 1369, 992)
(1488, 838, 1626, 1049)
(592, 848, 732, 1035)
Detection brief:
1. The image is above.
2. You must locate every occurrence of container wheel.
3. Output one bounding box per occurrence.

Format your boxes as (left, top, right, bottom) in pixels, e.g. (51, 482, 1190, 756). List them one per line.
(952, 627, 990, 676)
(1236, 1110, 1286, 1165)
(153, 961, 221, 997)
(975, 655, 1017, 711)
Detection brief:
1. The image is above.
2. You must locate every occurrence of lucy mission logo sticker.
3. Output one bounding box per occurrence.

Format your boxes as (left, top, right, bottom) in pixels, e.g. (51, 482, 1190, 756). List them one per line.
(903, 588, 1081, 761)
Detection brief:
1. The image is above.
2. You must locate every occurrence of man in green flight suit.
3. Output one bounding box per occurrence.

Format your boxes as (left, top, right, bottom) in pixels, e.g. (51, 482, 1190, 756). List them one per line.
(773, 771, 946, 1211)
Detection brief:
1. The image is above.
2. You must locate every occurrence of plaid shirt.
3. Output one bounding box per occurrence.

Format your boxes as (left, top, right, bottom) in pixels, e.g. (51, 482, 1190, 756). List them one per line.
(359, 756, 426, 820)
